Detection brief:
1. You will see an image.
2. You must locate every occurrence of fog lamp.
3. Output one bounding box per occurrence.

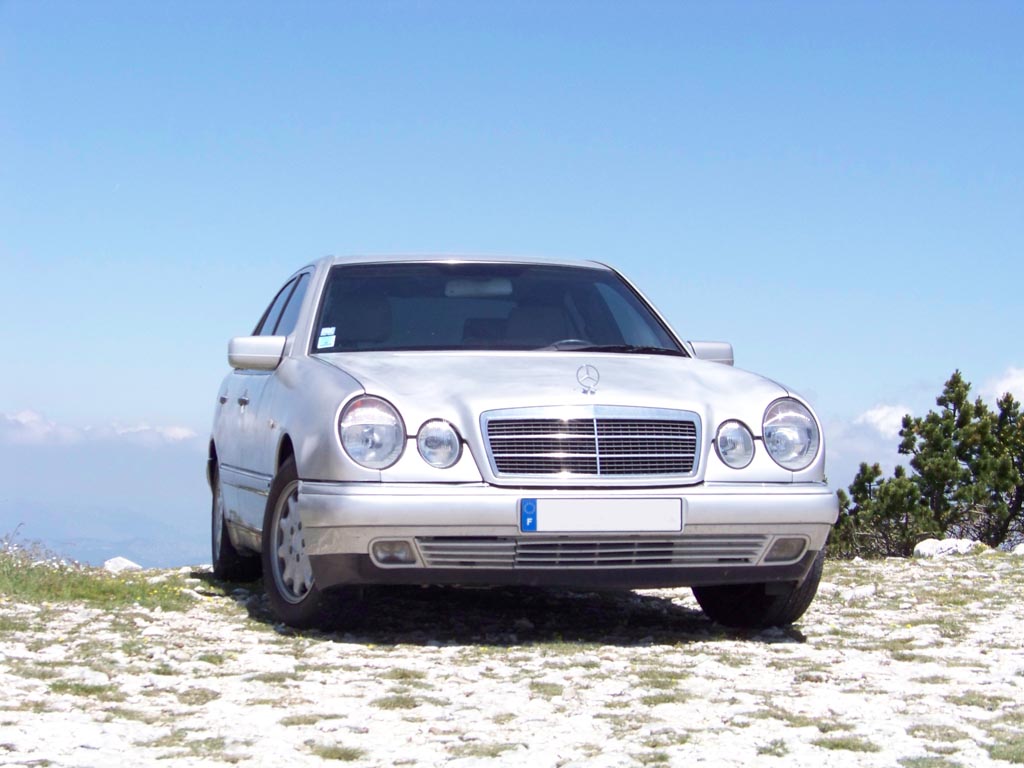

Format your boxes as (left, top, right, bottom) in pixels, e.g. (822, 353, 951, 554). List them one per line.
(715, 420, 755, 469)
(371, 539, 416, 565)
(417, 420, 462, 469)
(765, 537, 807, 563)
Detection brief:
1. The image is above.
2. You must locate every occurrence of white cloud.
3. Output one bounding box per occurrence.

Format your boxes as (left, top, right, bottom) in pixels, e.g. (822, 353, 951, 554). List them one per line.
(983, 366, 1024, 404)
(824, 413, 909, 491)
(0, 411, 200, 447)
(1, 411, 82, 445)
(853, 404, 911, 440)
(114, 424, 198, 442)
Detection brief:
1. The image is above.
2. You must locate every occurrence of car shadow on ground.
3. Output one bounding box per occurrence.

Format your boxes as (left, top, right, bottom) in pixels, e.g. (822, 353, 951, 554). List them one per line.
(192, 571, 807, 648)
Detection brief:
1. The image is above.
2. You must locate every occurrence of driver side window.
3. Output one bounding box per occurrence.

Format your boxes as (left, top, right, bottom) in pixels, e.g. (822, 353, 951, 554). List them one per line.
(254, 278, 297, 336)
(273, 273, 310, 337)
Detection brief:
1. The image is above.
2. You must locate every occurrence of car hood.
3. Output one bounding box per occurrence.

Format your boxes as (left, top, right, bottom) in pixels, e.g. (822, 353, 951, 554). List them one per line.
(317, 351, 792, 437)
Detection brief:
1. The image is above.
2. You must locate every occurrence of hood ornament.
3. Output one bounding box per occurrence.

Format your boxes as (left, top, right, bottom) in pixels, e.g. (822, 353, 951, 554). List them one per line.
(576, 364, 600, 395)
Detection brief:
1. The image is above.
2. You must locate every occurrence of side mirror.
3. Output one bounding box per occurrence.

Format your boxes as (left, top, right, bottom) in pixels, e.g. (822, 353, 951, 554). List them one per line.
(228, 336, 286, 371)
(690, 341, 734, 366)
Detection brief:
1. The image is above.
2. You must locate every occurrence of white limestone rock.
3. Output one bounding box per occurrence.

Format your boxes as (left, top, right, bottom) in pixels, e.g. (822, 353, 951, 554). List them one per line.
(842, 583, 877, 603)
(102, 556, 142, 573)
(913, 538, 987, 558)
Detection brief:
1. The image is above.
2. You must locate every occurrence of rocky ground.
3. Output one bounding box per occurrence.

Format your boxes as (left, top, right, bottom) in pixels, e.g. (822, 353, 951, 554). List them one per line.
(1, 553, 1023, 767)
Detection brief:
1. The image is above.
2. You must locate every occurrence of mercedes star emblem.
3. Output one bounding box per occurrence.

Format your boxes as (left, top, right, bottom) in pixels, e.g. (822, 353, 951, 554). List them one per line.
(576, 364, 600, 394)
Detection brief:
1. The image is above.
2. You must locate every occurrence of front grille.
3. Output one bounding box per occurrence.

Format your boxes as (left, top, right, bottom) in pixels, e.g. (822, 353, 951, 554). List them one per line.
(483, 407, 700, 478)
(416, 534, 769, 569)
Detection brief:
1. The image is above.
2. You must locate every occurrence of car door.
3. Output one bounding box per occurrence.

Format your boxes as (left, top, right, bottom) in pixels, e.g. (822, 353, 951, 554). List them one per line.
(236, 272, 311, 530)
(221, 276, 299, 532)
(212, 371, 246, 521)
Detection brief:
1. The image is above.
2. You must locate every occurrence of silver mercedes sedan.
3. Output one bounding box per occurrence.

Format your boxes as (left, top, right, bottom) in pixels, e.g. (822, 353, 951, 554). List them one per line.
(209, 255, 838, 628)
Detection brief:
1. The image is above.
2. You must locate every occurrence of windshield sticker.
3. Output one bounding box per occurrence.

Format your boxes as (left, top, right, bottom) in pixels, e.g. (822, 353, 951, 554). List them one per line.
(320, 327, 336, 336)
(317, 334, 336, 350)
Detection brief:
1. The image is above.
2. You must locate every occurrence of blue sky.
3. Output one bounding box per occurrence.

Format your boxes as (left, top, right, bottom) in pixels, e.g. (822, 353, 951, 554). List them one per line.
(2, 2, 1022, 564)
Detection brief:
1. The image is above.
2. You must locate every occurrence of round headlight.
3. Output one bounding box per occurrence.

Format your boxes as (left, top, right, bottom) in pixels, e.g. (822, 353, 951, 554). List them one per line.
(417, 420, 462, 469)
(763, 399, 820, 471)
(338, 396, 405, 469)
(715, 420, 755, 469)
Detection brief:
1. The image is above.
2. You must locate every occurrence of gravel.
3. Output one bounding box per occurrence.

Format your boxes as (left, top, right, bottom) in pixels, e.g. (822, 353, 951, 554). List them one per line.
(1, 553, 1023, 767)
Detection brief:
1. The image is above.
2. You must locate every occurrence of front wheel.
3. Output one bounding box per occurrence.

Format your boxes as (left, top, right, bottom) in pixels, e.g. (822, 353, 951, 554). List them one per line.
(692, 550, 825, 629)
(261, 457, 327, 627)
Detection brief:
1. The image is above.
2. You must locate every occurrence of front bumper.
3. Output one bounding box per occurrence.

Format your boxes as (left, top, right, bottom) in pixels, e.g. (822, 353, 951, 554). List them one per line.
(297, 481, 838, 590)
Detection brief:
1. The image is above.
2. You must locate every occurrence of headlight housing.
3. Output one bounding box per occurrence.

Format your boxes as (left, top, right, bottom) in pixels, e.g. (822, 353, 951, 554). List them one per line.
(339, 396, 405, 469)
(715, 420, 755, 469)
(417, 420, 462, 469)
(763, 399, 820, 471)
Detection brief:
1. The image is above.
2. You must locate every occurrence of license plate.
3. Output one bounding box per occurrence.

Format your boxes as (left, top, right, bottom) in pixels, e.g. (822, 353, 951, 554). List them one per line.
(519, 498, 682, 533)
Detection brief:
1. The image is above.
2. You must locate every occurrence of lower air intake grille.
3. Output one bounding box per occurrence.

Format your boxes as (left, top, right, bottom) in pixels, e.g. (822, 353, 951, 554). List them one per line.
(416, 534, 770, 569)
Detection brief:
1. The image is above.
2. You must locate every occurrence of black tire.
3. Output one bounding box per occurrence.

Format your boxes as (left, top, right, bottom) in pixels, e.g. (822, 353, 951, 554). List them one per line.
(692, 550, 825, 629)
(262, 457, 326, 627)
(211, 466, 261, 582)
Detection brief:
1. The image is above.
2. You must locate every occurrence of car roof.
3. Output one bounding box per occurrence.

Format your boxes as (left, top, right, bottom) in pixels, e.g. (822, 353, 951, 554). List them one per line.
(312, 254, 612, 270)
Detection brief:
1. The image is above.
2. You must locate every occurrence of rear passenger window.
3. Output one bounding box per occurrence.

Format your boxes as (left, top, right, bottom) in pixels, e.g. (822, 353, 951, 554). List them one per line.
(273, 273, 310, 337)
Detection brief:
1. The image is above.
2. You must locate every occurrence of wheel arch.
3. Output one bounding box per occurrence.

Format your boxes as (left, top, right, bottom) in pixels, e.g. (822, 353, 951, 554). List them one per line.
(277, 434, 296, 473)
(207, 439, 218, 489)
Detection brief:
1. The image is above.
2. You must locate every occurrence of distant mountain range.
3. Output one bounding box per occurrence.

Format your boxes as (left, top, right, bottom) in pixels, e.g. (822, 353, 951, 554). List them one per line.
(0, 435, 211, 568)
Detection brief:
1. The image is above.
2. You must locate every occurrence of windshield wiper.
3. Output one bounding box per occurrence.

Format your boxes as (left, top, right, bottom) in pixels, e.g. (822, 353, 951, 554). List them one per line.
(545, 342, 687, 357)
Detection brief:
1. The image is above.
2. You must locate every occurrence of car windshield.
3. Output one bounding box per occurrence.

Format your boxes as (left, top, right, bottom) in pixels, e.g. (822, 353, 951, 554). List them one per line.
(311, 262, 684, 354)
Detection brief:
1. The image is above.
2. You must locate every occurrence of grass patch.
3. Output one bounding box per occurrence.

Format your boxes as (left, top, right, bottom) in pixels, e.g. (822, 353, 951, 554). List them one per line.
(633, 750, 670, 764)
(310, 744, 366, 761)
(176, 688, 220, 706)
(282, 714, 325, 727)
(988, 732, 1024, 764)
(449, 743, 517, 759)
(378, 668, 426, 682)
(892, 651, 934, 663)
(642, 731, 690, 748)
(898, 757, 964, 768)
(371, 695, 418, 710)
(751, 703, 851, 733)
(529, 681, 563, 698)
(641, 692, 689, 707)
(121, 639, 147, 657)
(758, 739, 788, 757)
(105, 706, 160, 724)
(7, 661, 63, 681)
(945, 691, 1010, 711)
(989, 708, 1024, 730)
(906, 724, 968, 743)
(0, 614, 30, 633)
(912, 676, 952, 685)
(713, 651, 749, 667)
(49, 680, 125, 702)
(196, 652, 226, 665)
(812, 735, 880, 752)
(246, 671, 294, 684)
(138, 731, 231, 759)
(0, 539, 189, 611)
(636, 668, 690, 689)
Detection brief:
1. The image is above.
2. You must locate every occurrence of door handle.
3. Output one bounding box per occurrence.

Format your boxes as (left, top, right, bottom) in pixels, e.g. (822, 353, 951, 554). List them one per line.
(237, 396, 250, 406)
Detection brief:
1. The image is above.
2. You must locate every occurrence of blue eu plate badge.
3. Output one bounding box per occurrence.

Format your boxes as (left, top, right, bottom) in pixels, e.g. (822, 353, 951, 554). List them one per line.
(520, 499, 538, 532)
